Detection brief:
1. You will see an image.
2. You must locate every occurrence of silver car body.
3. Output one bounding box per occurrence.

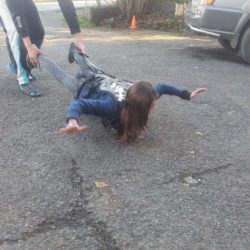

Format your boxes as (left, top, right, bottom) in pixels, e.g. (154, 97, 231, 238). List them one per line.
(185, 0, 250, 49)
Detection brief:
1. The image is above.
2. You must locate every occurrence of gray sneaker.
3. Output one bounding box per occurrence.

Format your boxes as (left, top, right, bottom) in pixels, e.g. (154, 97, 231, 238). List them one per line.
(19, 82, 41, 97)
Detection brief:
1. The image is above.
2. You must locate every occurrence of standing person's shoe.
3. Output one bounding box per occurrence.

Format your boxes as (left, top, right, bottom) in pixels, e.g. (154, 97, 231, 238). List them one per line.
(6, 63, 17, 75)
(7, 62, 38, 82)
(19, 82, 41, 97)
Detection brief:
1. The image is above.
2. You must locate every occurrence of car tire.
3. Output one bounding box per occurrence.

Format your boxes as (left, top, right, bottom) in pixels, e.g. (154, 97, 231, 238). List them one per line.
(218, 38, 234, 50)
(240, 26, 250, 64)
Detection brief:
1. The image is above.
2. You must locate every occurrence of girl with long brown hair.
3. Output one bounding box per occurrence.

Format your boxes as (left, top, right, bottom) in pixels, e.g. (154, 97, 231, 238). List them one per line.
(37, 43, 206, 143)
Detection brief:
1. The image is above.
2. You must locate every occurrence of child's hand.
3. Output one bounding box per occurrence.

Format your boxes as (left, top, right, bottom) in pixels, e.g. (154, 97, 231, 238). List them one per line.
(60, 119, 88, 134)
(190, 88, 207, 99)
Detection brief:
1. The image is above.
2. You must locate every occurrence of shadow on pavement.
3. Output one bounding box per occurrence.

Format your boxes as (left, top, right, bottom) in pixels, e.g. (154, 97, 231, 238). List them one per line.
(185, 46, 248, 65)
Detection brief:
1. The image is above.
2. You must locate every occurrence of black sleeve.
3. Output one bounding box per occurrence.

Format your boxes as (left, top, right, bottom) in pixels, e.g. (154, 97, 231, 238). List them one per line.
(155, 83, 191, 100)
(57, 0, 81, 34)
(180, 90, 191, 100)
(6, 0, 29, 38)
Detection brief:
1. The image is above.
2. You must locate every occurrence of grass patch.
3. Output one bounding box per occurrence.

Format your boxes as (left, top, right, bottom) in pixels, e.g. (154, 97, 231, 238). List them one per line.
(77, 15, 95, 29)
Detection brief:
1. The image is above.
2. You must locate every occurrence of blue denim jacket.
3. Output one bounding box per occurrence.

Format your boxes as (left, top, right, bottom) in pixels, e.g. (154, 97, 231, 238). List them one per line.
(66, 83, 190, 122)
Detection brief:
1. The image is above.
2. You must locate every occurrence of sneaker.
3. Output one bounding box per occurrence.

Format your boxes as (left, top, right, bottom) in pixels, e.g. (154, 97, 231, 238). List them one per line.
(68, 42, 100, 77)
(7, 63, 17, 75)
(19, 82, 41, 97)
(68, 42, 82, 63)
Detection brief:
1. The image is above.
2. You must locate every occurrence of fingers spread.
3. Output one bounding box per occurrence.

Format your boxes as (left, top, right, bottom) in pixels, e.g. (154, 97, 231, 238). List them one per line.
(60, 125, 88, 134)
(78, 125, 88, 132)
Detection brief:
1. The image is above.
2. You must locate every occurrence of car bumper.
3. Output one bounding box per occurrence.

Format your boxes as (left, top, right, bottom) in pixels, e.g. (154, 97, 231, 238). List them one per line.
(187, 23, 220, 37)
(185, 5, 243, 39)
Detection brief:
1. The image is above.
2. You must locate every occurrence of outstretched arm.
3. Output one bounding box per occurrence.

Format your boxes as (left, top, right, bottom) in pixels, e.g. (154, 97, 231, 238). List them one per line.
(61, 96, 117, 135)
(190, 88, 207, 99)
(155, 83, 207, 100)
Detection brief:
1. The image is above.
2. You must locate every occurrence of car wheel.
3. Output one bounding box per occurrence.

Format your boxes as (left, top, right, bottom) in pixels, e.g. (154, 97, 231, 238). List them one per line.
(218, 38, 234, 50)
(240, 26, 250, 64)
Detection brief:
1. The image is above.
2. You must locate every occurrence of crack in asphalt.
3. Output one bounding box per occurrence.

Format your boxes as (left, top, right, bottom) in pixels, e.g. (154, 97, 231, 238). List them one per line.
(188, 162, 233, 177)
(0, 158, 239, 247)
(0, 158, 120, 250)
(179, 162, 233, 182)
(69, 157, 120, 250)
(162, 162, 233, 185)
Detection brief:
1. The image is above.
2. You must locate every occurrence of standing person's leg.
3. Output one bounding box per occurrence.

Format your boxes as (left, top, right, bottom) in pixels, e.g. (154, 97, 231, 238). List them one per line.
(20, 0, 45, 78)
(0, 1, 29, 85)
(6, 36, 17, 73)
(0, 17, 16, 72)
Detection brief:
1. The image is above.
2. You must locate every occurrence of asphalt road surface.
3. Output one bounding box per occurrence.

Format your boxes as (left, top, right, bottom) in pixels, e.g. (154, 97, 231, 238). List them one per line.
(0, 10, 249, 250)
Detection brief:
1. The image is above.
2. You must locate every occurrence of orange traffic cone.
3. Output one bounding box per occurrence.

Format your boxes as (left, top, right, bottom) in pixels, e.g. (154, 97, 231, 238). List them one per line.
(129, 16, 137, 29)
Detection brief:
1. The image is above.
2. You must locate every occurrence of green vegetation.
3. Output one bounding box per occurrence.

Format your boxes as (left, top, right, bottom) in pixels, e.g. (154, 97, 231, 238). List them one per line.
(77, 15, 95, 29)
(35, 0, 184, 32)
(138, 15, 184, 32)
(75, 1, 185, 33)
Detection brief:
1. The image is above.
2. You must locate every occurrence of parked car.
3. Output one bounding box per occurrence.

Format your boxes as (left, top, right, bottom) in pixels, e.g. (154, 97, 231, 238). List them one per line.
(185, 0, 250, 63)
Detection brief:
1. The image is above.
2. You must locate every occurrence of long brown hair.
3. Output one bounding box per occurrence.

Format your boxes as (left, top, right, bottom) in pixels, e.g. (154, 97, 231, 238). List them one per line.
(120, 80, 157, 143)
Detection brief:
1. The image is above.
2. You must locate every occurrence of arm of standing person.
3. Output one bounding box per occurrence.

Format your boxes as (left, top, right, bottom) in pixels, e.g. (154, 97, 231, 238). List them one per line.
(6, 0, 29, 38)
(155, 83, 207, 100)
(22, 37, 43, 66)
(57, 0, 85, 53)
(6, 0, 43, 65)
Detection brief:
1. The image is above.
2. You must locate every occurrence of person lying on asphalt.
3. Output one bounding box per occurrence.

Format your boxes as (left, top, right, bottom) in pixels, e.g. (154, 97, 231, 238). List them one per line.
(34, 43, 207, 143)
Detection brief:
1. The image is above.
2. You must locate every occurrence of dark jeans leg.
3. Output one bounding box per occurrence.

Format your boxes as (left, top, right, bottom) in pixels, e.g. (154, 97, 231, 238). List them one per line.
(39, 55, 80, 95)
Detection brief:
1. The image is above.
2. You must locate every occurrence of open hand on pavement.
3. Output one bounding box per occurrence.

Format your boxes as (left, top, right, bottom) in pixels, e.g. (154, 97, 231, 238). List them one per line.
(60, 119, 88, 134)
(190, 88, 207, 99)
